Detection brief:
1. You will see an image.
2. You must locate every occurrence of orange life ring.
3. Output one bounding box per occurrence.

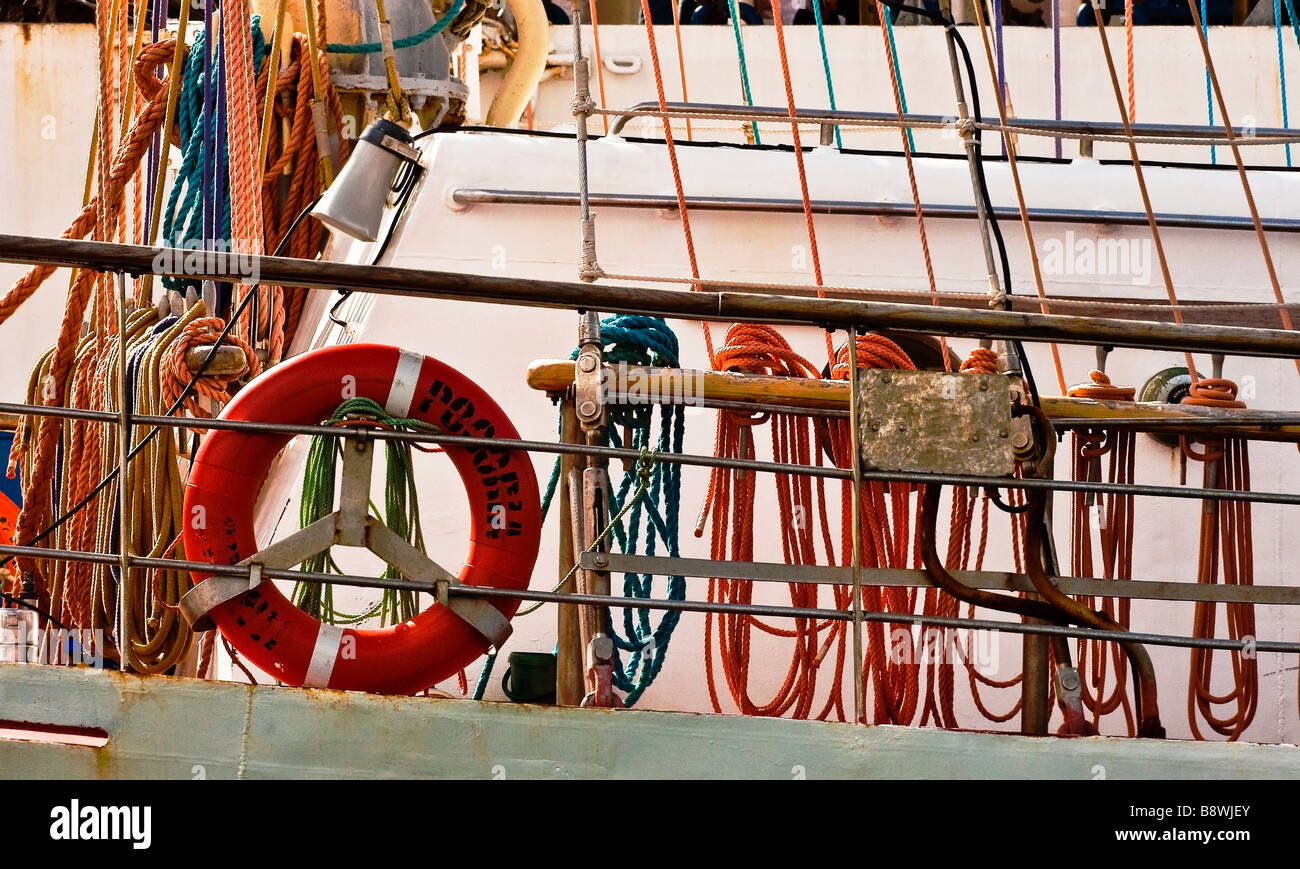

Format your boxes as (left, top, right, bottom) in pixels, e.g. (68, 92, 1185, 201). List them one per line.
(182, 344, 541, 694)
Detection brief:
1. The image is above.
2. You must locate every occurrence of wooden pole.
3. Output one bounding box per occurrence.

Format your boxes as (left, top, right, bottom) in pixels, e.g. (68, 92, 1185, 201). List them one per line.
(555, 398, 585, 706)
(3, 233, 1298, 360)
(526, 360, 1300, 442)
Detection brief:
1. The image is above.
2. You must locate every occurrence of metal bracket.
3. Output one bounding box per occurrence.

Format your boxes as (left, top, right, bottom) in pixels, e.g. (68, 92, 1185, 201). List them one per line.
(581, 635, 622, 708)
(180, 430, 512, 648)
(1055, 664, 1095, 736)
(574, 312, 606, 433)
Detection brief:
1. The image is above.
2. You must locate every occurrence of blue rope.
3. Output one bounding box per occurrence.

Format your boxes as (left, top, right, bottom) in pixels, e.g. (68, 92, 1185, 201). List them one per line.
(161, 20, 268, 292)
(882, 7, 916, 153)
(1280, 0, 1297, 166)
(1202, 0, 1216, 164)
(726, 0, 761, 145)
(811, 0, 842, 149)
(326, 0, 465, 53)
(534, 316, 686, 707)
(471, 649, 497, 700)
(201, 5, 215, 246)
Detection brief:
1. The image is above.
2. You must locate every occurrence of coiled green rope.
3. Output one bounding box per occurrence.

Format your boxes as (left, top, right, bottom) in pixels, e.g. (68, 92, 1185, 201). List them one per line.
(293, 397, 435, 626)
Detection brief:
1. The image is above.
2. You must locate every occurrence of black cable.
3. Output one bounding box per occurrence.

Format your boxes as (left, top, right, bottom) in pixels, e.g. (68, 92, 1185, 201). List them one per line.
(0, 200, 320, 590)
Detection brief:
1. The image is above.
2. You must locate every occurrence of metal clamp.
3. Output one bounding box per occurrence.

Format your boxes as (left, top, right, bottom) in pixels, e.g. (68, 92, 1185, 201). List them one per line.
(574, 312, 606, 433)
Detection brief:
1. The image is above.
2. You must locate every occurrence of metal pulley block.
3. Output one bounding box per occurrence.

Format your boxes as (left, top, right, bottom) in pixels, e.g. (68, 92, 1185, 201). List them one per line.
(574, 313, 606, 434)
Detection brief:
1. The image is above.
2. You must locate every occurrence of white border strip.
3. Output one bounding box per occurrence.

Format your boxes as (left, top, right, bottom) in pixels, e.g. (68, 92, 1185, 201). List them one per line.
(384, 349, 424, 418)
(303, 623, 345, 688)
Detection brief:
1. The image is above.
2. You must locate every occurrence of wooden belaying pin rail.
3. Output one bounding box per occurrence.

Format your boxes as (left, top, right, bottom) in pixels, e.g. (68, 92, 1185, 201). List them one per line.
(525, 360, 1300, 444)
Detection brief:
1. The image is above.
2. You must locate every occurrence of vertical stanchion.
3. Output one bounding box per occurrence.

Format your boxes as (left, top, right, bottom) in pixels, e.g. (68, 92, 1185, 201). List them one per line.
(116, 271, 133, 672)
(846, 326, 865, 725)
(556, 399, 585, 706)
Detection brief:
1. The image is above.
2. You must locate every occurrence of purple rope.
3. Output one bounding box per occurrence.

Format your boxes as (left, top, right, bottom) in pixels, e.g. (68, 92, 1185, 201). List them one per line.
(201, 0, 215, 245)
(143, 0, 163, 244)
(1052, 0, 1062, 158)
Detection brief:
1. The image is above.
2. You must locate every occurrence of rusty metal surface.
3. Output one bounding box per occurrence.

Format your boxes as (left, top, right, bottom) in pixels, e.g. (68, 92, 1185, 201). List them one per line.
(2, 665, 1298, 779)
(857, 370, 1014, 477)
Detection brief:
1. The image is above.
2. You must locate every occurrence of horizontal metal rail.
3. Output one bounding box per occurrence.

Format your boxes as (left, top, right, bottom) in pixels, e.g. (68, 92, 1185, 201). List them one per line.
(2, 541, 1296, 655)
(452, 188, 1300, 235)
(604, 101, 1300, 146)
(580, 552, 1300, 605)
(2, 397, 1299, 505)
(1, 234, 1298, 358)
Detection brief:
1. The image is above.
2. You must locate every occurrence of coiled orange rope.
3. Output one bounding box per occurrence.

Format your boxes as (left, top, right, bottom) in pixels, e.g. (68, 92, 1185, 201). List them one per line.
(701, 325, 827, 718)
(1067, 370, 1138, 735)
(1180, 378, 1257, 740)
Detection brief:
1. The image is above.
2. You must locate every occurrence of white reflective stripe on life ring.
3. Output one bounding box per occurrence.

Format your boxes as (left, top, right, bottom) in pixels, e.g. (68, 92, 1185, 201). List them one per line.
(384, 349, 424, 418)
(302, 622, 345, 688)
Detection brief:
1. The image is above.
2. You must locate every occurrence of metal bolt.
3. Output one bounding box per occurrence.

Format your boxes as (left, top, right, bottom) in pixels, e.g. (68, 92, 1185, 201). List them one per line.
(970, 432, 980, 442)
(593, 553, 609, 569)
(979, 381, 989, 392)
(577, 354, 598, 373)
(998, 429, 1008, 439)
(590, 636, 614, 662)
(1060, 669, 1081, 691)
(578, 400, 597, 418)
(881, 373, 892, 384)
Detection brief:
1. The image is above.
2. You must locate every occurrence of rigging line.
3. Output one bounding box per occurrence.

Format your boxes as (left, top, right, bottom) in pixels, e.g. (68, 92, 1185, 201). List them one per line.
(1087, 0, 1200, 382)
(880, 5, 914, 153)
(970, 0, 1067, 393)
(668, 0, 693, 140)
(587, 0, 610, 134)
(811, 0, 841, 149)
(1125, 0, 1135, 122)
(726, 0, 761, 144)
(636, 0, 713, 363)
(1186, 0, 1300, 379)
(771, 0, 834, 364)
(1052, 0, 1062, 158)
(1201, 0, 1216, 164)
(1276, 0, 1293, 166)
(875, 0, 946, 370)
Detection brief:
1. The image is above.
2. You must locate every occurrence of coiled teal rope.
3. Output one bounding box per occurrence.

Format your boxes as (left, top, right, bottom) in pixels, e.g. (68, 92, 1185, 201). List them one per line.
(326, 0, 465, 54)
(811, 0, 842, 149)
(293, 397, 434, 626)
(530, 315, 686, 706)
(161, 20, 269, 292)
(727, 0, 761, 145)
